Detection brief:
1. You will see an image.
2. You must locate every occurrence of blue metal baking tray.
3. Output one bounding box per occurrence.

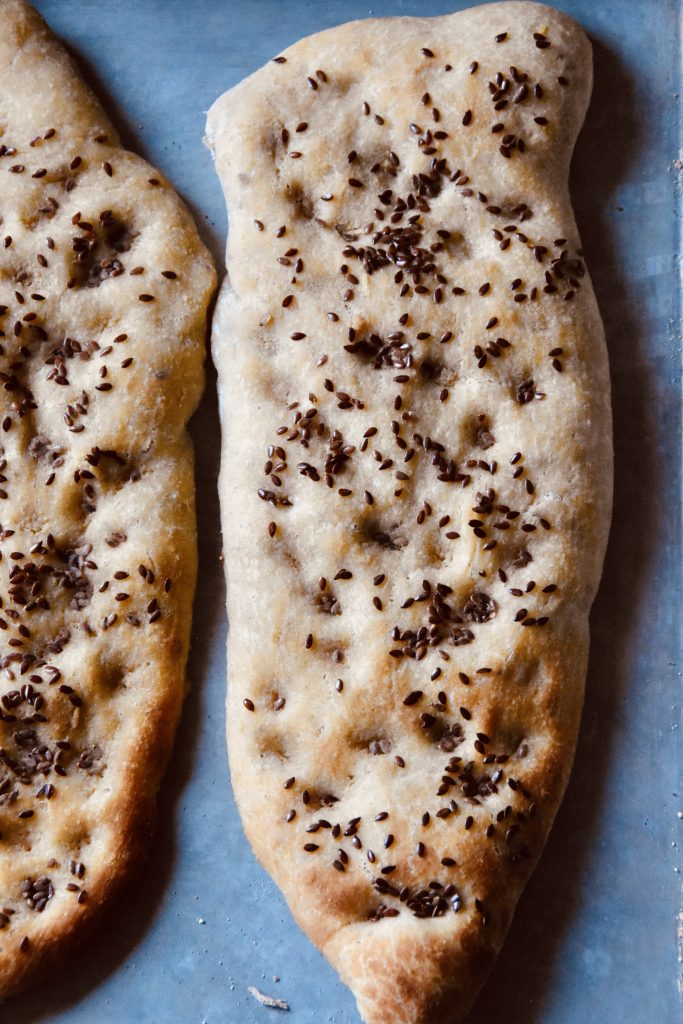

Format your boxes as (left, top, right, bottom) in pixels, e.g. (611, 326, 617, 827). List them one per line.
(4, 1, 680, 1021)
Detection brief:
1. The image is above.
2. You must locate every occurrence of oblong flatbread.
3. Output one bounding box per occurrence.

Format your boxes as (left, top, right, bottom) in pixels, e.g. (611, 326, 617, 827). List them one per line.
(207, 3, 612, 1022)
(0, 0, 216, 994)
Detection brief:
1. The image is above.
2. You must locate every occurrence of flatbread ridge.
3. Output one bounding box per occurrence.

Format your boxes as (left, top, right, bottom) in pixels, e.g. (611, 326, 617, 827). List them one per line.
(208, 3, 611, 1022)
(0, 0, 215, 995)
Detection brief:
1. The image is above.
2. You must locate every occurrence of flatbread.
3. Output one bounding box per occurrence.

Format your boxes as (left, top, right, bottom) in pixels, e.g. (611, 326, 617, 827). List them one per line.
(207, 3, 612, 1022)
(0, 0, 215, 995)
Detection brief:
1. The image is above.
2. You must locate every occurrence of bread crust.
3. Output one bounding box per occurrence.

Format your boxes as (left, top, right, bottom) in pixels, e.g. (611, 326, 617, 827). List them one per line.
(207, 4, 612, 1022)
(0, 0, 216, 995)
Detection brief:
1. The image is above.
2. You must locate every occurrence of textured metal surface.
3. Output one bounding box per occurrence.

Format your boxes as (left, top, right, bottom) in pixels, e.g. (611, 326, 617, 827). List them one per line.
(3, 1, 680, 1022)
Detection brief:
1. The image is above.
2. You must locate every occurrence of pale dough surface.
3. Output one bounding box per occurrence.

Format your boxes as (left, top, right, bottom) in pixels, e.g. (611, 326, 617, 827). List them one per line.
(207, 3, 612, 1022)
(0, 0, 216, 995)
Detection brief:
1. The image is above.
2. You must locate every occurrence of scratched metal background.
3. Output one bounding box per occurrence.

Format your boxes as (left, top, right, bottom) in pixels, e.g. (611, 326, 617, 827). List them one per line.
(3, 1, 680, 1022)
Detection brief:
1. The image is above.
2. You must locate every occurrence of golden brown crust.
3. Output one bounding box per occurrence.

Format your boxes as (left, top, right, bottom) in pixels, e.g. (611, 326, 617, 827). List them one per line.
(0, 0, 216, 995)
(208, 3, 612, 1022)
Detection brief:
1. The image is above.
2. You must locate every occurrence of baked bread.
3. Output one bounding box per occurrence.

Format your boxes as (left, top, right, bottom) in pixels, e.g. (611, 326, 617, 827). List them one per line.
(207, 3, 611, 1021)
(0, 0, 215, 995)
